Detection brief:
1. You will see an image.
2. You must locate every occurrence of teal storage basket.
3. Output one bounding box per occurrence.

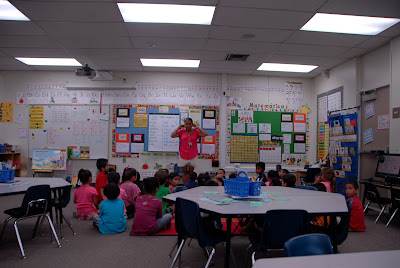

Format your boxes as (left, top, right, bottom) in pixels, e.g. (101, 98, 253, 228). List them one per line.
(0, 169, 15, 182)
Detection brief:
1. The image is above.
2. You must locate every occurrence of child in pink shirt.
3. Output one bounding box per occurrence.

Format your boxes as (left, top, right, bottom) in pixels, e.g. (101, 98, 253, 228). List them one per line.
(73, 169, 98, 220)
(131, 177, 172, 235)
(314, 167, 336, 193)
(121, 167, 141, 219)
(107, 171, 128, 214)
(167, 172, 180, 192)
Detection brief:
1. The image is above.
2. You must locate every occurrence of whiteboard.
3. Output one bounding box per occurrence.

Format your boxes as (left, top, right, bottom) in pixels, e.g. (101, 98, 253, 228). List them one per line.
(29, 105, 109, 159)
(148, 114, 179, 152)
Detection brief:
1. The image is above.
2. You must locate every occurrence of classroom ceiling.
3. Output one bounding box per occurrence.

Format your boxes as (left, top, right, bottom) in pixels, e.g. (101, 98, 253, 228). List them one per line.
(0, 0, 399, 78)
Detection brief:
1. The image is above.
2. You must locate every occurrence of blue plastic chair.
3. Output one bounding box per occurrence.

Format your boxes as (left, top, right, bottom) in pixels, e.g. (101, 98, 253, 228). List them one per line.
(174, 164, 183, 177)
(0, 185, 61, 258)
(284, 233, 333, 257)
(51, 185, 76, 238)
(173, 186, 188, 193)
(336, 198, 354, 245)
(169, 197, 188, 267)
(304, 165, 310, 169)
(247, 209, 309, 265)
(170, 198, 227, 268)
(295, 185, 318, 191)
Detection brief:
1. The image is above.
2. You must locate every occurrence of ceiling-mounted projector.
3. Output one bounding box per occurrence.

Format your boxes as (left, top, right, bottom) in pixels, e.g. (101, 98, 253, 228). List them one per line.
(76, 64, 96, 77)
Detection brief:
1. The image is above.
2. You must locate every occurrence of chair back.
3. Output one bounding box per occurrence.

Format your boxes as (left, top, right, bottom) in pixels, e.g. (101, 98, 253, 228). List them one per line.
(336, 198, 354, 245)
(391, 188, 400, 208)
(260, 210, 309, 249)
(174, 164, 183, 176)
(276, 165, 282, 172)
(365, 182, 380, 203)
(304, 165, 310, 169)
(65, 176, 72, 183)
(21, 185, 51, 216)
(174, 198, 188, 240)
(284, 234, 333, 257)
(305, 168, 321, 184)
(295, 185, 318, 191)
(173, 186, 188, 193)
(60, 185, 72, 208)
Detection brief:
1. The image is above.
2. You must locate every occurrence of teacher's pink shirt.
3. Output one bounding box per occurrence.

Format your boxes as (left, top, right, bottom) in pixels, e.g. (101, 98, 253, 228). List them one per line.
(178, 129, 200, 160)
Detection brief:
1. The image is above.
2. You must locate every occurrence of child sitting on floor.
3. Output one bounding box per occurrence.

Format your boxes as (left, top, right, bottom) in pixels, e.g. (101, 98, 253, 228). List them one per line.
(345, 181, 366, 232)
(266, 170, 280, 186)
(121, 167, 141, 219)
(213, 169, 226, 186)
(269, 177, 282, 186)
(167, 172, 180, 192)
(282, 174, 296, 188)
(94, 158, 109, 204)
(279, 169, 289, 179)
(314, 167, 336, 193)
(131, 177, 173, 235)
(73, 169, 98, 220)
(186, 172, 198, 189)
(93, 183, 126, 234)
(256, 162, 267, 183)
(154, 169, 172, 214)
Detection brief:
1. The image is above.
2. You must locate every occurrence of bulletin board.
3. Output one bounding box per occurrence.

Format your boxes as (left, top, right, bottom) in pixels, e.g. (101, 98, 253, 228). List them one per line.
(28, 105, 109, 159)
(112, 104, 219, 159)
(230, 110, 307, 163)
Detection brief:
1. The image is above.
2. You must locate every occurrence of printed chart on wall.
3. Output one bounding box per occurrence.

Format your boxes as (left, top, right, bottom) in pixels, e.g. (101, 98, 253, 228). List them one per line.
(328, 112, 358, 195)
(0, 102, 14, 122)
(112, 104, 219, 159)
(29, 105, 109, 159)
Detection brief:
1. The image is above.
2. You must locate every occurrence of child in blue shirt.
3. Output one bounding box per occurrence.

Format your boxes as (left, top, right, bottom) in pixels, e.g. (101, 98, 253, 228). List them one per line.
(93, 183, 126, 234)
(256, 162, 267, 182)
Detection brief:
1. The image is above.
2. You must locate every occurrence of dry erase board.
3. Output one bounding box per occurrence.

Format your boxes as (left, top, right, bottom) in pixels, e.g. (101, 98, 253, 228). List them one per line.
(29, 105, 109, 159)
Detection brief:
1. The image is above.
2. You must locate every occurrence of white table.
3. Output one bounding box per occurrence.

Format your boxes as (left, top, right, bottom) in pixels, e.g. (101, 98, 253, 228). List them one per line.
(253, 250, 400, 268)
(164, 186, 348, 268)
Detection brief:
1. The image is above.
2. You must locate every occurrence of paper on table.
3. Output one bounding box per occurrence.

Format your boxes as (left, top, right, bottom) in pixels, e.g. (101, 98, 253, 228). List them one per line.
(283, 134, 291, 144)
(259, 123, 271, 133)
(233, 123, 246, 133)
(281, 122, 293, 132)
(294, 143, 306, 153)
(259, 134, 271, 141)
(116, 117, 129, 128)
(294, 123, 306, 132)
(131, 143, 144, 154)
(247, 123, 258, 134)
(251, 202, 263, 207)
(116, 142, 129, 153)
(203, 119, 215, 129)
(203, 191, 219, 194)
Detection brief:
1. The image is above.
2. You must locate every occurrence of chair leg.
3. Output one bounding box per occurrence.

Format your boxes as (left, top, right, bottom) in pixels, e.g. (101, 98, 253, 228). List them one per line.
(251, 251, 256, 266)
(13, 220, 26, 259)
(363, 201, 370, 212)
(0, 216, 13, 240)
(386, 208, 398, 228)
(45, 215, 61, 248)
(170, 238, 185, 268)
(244, 243, 253, 268)
(169, 237, 179, 257)
(375, 205, 386, 223)
(62, 215, 76, 236)
(187, 238, 193, 247)
(204, 247, 216, 268)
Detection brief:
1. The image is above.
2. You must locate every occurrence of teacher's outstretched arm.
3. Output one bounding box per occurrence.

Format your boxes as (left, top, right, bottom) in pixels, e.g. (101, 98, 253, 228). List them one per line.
(171, 125, 182, 138)
(194, 124, 208, 137)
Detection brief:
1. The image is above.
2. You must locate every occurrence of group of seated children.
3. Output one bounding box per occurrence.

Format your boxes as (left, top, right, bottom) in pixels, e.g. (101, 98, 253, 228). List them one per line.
(73, 158, 365, 236)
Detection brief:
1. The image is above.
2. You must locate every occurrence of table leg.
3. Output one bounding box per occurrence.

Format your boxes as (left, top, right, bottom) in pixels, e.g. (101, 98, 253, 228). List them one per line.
(57, 188, 64, 239)
(225, 218, 232, 268)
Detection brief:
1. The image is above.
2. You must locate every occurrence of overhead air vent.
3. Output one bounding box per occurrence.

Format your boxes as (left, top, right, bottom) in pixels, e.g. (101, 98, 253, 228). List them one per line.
(225, 54, 249, 61)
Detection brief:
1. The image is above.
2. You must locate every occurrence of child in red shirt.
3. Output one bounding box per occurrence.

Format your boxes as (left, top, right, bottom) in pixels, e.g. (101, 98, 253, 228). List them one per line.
(95, 158, 109, 204)
(345, 181, 366, 232)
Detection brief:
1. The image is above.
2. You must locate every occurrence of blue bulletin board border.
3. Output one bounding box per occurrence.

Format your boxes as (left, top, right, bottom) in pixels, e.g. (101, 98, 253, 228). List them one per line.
(112, 104, 220, 159)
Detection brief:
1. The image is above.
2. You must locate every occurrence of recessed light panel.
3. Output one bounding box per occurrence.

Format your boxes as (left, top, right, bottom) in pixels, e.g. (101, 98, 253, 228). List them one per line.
(16, 58, 82, 66)
(117, 3, 215, 25)
(140, 58, 200, 68)
(0, 1, 29, 21)
(257, 63, 318, 73)
(301, 13, 400, 35)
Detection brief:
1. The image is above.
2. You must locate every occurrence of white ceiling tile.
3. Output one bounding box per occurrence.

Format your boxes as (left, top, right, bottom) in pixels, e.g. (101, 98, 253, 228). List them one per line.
(378, 22, 400, 37)
(213, 7, 314, 30)
(12, 1, 123, 22)
(206, 39, 280, 53)
(199, 60, 260, 70)
(285, 31, 370, 47)
(55, 37, 133, 49)
(199, 68, 253, 75)
(0, 50, 9, 57)
(357, 36, 392, 49)
(0, 64, 33, 70)
(132, 37, 207, 50)
(209, 26, 294, 42)
(202, 51, 270, 63)
(0, 21, 46, 35)
(275, 44, 350, 57)
(135, 49, 204, 59)
(218, 0, 327, 12)
(83, 58, 142, 66)
(0, 48, 71, 57)
(68, 49, 137, 59)
(29, 66, 79, 71)
(91, 65, 144, 72)
(125, 23, 210, 38)
(266, 54, 346, 66)
(37, 22, 128, 38)
(0, 36, 62, 48)
(319, 0, 400, 18)
(338, 47, 369, 59)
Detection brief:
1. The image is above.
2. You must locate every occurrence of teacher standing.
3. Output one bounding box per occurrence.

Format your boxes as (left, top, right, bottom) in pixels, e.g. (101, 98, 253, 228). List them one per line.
(171, 118, 208, 185)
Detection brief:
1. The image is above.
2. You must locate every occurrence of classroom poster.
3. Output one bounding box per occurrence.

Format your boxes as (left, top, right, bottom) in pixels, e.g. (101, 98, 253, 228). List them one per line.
(32, 148, 67, 170)
(364, 102, 376, 119)
(238, 111, 253, 123)
(0, 102, 13, 122)
(189, 109, 201, 126)
(29, 106, 44, 129)
(377, 114, 390, 129)
(134, 114, 148, 127)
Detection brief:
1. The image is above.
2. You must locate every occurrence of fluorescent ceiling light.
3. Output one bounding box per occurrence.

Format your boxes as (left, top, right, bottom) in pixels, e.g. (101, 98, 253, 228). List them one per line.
(0, 1, 29, 21)
(257, 63, 318, 73)
(141, 58, 200, 68)
(117, 3, 215, 25)
(301, 13, 400, 35)
(16, 57, 82, 66)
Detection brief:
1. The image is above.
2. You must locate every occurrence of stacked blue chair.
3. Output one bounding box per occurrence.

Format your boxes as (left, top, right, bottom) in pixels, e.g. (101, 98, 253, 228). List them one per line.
(284, 233, 333, 257)
(295, 185, 318, 191)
